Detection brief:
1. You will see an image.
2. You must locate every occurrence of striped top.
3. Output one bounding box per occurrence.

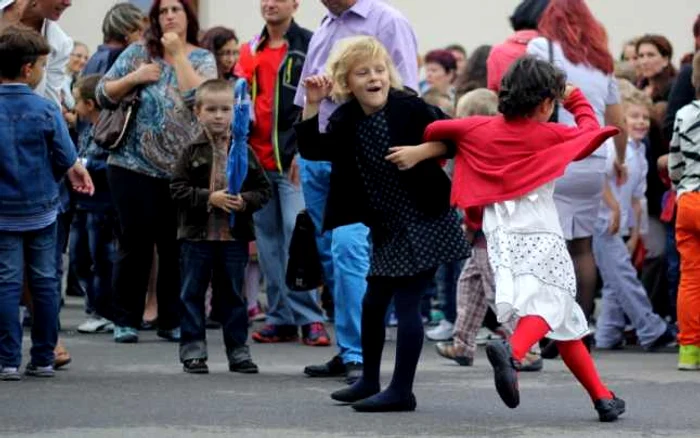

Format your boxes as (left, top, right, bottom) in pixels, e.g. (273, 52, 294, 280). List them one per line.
(669, 100, 700, 197)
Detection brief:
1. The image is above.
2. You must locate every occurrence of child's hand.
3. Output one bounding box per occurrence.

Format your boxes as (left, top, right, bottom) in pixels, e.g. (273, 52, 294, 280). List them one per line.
(613, 159, 628, 186)
(230, 194, 247, 212)
(657, 154, 669, 172)
(563, 84, 577, 100)
(304, 75, 333, 104)
(385, 146, 425, 170)
(67, 161, 95, 196)
(608, 205, 621, 235)
(626, 235, 639, 255)
(209, 190, 239, 213)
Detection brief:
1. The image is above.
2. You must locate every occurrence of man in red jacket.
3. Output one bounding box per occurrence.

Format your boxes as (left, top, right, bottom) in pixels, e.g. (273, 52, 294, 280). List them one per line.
(235, 0, 330, 347)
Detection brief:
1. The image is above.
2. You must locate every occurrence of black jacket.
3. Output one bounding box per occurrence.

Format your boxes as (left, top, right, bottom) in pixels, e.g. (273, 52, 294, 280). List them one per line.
(170, 133, 272, 241)
(294, 90, 455, 231)
(240, 20, 312, 172)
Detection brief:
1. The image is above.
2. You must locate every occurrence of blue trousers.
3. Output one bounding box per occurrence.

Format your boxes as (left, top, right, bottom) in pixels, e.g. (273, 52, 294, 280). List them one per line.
(299, 159, 369, 364)
(0, 223, 58, 367)
(253, 170, 324, 326)
(592, 220, 667, 348)
(179, 240, 249, 362)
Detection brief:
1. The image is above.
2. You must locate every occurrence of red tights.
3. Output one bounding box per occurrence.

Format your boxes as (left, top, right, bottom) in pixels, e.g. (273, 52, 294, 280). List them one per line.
(509, 315, 612, 401)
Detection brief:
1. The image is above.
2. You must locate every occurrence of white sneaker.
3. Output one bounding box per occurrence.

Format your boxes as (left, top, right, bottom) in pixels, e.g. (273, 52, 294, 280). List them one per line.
(78, 317, 114, 334)
(426, 320, 454, 341)
(475, 327, 503, 345)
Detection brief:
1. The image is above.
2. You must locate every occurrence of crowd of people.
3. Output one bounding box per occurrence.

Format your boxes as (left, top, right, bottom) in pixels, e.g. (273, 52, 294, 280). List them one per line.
(1, 0, 699, 423)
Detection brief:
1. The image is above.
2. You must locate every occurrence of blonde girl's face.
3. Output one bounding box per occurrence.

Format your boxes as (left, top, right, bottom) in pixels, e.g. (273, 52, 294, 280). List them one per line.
(347, 57, 391, 115)
(625, 103, 650, 142)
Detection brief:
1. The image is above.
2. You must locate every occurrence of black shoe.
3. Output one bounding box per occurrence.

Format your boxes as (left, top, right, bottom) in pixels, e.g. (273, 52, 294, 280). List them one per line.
(594, 394, 626, 422)
(183, 359, 209, 374)
(540, 339, 559, 359)
(485, 340, 520, 409)
(331, 380, 380, 403)
(228, 345, 259, 374)
(304, 355, 346, 377)
(229, 359, 259, 374)
(352, 391, 417, 413)
(345, 362, 363, 384)
(205, 317, 222, 329)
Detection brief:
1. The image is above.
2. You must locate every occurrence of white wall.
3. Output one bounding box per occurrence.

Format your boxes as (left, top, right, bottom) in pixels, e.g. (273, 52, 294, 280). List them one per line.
(62, 0, 699, 63)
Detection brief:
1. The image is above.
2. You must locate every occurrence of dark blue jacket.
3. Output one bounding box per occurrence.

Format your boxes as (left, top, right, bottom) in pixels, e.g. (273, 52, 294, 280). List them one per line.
(0, 85, 78, 217)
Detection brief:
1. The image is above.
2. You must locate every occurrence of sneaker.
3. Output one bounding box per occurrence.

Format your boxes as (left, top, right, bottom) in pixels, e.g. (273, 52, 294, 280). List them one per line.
(426, 320, 454, 341)
(519, 351, 544, 372)
(0, 366, 20, 381)
(157, 327, 181, 342)
(594, 394, 626, 422)
(25, 363, 55, 378)
(251, 324, 298, 343)
(183, 359, 209, 374)
(645, 324, 678, 351)
(301, 322, 331, 347)
(435, 342, 473, 366)
(228, 346, 259, 374)
(114, 325, 139, 343)
(678, 345, 700, 370)
(247, 303, 266, 322)
(78, 317, 114, 334)
(476, 327, 504, 346)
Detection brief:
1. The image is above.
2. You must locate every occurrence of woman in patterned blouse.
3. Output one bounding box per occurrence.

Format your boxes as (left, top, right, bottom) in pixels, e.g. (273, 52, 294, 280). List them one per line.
(96, 0, 217, 344)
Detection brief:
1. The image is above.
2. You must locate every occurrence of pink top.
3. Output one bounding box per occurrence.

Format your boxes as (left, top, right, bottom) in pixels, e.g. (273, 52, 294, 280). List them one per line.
(486, 30, 539, 92)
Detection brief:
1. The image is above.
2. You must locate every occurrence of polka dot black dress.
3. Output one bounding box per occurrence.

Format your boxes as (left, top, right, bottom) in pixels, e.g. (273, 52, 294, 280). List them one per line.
(355, 109, 470, 278)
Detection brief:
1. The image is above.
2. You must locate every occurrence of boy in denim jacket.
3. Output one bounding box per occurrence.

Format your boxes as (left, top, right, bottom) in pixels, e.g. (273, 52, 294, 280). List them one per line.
(0, 25, 93, 381)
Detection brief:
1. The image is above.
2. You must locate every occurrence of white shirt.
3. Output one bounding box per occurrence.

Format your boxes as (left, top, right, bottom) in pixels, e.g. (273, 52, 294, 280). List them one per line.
(35, 20, 73, 106)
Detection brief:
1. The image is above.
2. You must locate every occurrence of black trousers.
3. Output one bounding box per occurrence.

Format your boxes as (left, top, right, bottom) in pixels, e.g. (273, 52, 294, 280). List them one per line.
(107, 165, 180, 330)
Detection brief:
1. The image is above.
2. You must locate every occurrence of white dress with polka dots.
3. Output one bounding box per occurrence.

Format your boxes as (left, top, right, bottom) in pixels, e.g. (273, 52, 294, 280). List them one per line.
(483, 182, 589, 341)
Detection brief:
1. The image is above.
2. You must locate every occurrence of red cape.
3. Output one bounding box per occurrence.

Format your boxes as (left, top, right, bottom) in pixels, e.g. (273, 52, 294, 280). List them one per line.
(425, 89, 619, 209)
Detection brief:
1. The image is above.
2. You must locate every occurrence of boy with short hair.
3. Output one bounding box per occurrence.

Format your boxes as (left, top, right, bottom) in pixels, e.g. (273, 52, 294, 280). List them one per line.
(592, 81, 675, 352)
(72, 74, 117, 334)
(170, 79, 271, 375)
(0, 25, 92, 381)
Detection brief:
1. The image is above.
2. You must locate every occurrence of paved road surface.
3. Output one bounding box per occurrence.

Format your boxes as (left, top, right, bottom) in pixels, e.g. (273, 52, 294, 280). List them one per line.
(1, 298, 698, 437)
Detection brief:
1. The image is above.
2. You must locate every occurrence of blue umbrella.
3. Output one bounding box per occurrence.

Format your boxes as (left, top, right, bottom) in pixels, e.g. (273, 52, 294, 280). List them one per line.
(227, 78, 250, 227)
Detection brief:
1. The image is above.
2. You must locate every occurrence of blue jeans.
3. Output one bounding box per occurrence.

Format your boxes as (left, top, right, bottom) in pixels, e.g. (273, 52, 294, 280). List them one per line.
(665, 221, 680, 322)
(592, 220, 667, 348)
(179, 240, 249, 362)
(83, 211, 116, 320)
(253, 170, 324, 326)
(0, 223, 58, 367)
(436, 259, 465, 323)
(68, 210, 91, 298)
(299, 159, 369, 364)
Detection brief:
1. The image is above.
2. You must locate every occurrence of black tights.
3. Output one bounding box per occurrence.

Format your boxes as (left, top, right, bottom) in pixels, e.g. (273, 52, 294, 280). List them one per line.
(358, 270, 435, 397)
(567, 237, 597, 322)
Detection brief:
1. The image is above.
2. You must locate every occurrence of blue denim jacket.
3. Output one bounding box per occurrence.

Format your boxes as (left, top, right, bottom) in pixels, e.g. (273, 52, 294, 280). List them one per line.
(0, 84, 78, 217)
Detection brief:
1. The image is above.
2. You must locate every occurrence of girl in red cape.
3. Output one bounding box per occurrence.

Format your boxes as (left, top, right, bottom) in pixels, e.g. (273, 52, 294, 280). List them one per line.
(398, 56, 625, 422)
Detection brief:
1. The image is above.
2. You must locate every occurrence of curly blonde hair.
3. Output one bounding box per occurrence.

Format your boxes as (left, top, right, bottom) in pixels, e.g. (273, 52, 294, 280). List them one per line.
(618, 78, 652, 111)
(325, 36, 403, 103)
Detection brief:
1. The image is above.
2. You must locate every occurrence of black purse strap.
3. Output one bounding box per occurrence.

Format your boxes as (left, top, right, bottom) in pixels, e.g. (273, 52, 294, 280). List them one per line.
(547, 39, 559, 123)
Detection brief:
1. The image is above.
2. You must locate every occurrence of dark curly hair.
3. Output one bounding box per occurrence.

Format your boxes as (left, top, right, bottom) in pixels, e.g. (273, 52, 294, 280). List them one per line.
(498, 56, 566, 120)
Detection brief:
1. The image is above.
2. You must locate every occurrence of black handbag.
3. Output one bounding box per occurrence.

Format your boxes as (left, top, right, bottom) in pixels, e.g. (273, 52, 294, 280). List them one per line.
(286, 210, 324, 292)
(93, 87, 140, 151)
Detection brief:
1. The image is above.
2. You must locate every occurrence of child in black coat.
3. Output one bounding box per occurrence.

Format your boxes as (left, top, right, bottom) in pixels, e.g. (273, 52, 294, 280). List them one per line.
(295, 36, 469, 412)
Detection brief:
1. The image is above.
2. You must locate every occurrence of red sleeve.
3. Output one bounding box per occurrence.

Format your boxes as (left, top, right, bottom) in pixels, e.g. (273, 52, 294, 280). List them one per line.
(561, 89, 600, 132)
(233, 43, 254, 82)
(423, 119, 471, 143)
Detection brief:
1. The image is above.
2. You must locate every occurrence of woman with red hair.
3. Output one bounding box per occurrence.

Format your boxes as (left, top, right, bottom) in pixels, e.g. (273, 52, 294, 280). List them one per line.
(527, 0, 627, 351)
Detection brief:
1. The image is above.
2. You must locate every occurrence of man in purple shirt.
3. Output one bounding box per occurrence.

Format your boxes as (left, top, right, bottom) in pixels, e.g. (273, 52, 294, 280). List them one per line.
(294, 0, 418, 384)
